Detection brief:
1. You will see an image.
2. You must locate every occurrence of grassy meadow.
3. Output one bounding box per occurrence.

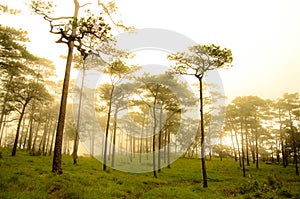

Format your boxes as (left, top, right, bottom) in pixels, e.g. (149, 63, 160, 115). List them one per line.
(0, 148, 299, 199)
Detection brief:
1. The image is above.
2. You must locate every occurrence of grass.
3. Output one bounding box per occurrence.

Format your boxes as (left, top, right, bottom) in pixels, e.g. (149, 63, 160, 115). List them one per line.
(0, 148, 299, 198)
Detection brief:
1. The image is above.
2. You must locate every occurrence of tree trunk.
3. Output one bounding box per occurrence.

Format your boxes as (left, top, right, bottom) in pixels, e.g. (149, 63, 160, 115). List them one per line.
(39, 119, 49, 152)
(278, 107, 286, 168)
(250, 137, 255, 164)
(167, 126, 171, 168)
(241, 120, 246, 177)
(233, 127, 242, 167)
(52, 0, 79, 174)
(152, 99, 158, 178)
(288, 110, 299, 175)
(12, 101, 28, 156)
(44, 120, 53, 155)
(158, 107, 163, 172)
(32, 121, 41, 153)
(0, 114, 7, 147)
(111, 111, 118, 167)
(164, 127, 167, 164)
(27, 113, 34, 151)
(73, 63, 86, 164)
(22, 120, 30, 149)
(19, 114, 27, 149)
(49, 120, 57, 156)
(139, 114, 145, 163)
(146, 135, 149, 160)
(103, 85, 114, 171)
(0, 75, 14, 138)
(230, 128, 237, 161)
(41, 120, 50, 155)
(245, 125, 250, 166)
(199, 76, 208, 188)
(255, 123, 259, 169)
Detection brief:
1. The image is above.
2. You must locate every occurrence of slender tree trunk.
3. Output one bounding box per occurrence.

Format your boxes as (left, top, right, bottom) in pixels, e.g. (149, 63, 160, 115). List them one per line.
(233, 127, 242, 167)
(111, 111, 118, 167)
(285, 139, 289, 167)
(19, 115, 27, 149)
(164, 128, 167, 164)
(230, 129, 237, 161)
(12, 102, 28, 156)
(32, 121, 41, 153)
(22, 120, 30, 149)
(0, 114, 7, 147)
(245, 124, 250, 166)
(39, 121, 48, 152)
(27, 112, 34, 151)
(73, 63, 86, 164)
(0, 100, 7, 139)
(139, 115, 145, 163)
(278, 108, 286, 168)
(250, 137, 255, 164)
(199, 76, 208, 188)
(52, 0, 79, 174)
(103, 85, 114, 171)
(276, 136, 280, 163)
(152, 100, 158, 178)
(288, 111, 299, 175)
(167, 126, 171, 168)
(45, 120, 53, 155)
(241, 120, 246, 177)
(0, 75, 14, 137)
(255, 122, 259, 169)
(49, 120, 57, 156)
(158, 107, 162, 172)
(146, 135, 149, 160)
(41, 119, 50, 154)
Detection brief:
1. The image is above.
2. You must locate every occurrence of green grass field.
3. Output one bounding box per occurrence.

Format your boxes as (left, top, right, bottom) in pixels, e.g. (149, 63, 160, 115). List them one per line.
(0, 148, 299, 199)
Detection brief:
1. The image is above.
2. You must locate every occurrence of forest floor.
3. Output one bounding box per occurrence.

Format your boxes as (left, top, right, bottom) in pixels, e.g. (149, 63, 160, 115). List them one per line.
(0, 148, 299, 199)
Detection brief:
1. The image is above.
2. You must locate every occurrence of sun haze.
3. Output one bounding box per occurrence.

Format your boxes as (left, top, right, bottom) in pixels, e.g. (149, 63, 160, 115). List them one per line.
(1, 0, 300, 101)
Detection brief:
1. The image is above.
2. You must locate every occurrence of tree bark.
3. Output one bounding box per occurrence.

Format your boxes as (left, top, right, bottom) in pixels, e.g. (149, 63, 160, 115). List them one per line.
(0, 75, 14, 138)
(111, 110, 118, 167)
(230, 128, 237, 161)
(152, 98, 158, 178)
(278, 108, 286, 168)
(103, 85, 114, 171)
(255, 118, 259, 169)
(52, 0, 79, 174)
(158, 107, 163, 172)
(49, 120, 57, 156)
(288, 110, 299, 175)
(199, 76, 208, 188)
(12, 101, 29, 156)
(167, 125, 171, 168)
(245, 124, 250, 166)
(73, 62, 86, 165)
(241, 120, 246, 177)
(32, 120, 41, 153)
(44, 120, 53, 155)
(52, 45, 73, 171)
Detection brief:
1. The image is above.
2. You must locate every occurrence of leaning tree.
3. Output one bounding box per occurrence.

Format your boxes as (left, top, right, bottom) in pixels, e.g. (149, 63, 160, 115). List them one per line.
(30, 0, 131, 174)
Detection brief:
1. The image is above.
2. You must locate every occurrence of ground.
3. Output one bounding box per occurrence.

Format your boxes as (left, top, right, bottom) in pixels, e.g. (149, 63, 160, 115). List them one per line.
(0, 148, 299, 198)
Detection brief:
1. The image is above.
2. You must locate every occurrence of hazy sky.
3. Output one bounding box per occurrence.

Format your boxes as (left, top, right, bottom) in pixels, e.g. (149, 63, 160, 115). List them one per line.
(2, 0, 300, 102)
